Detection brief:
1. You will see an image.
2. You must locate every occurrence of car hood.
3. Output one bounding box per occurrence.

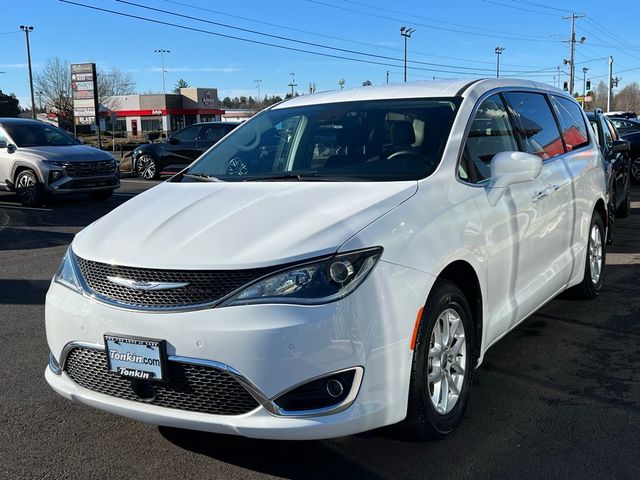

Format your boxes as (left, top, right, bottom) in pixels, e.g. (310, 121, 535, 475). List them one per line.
(73, 181, 417, 269)
(17, 145, 114, 162)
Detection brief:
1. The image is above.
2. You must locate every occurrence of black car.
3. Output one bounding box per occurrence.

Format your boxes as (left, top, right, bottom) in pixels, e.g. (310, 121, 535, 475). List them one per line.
(609, 117, 640, 135)
(586, 110, 632, 243)
(131, 122, 241, 179)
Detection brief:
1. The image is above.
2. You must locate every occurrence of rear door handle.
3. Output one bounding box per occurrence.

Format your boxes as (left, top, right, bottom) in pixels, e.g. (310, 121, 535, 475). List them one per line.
(549, 184, 560, 192)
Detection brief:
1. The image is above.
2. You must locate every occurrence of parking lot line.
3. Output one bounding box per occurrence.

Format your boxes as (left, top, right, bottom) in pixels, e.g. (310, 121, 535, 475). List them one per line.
(0, 203, 52, 212)
(120, 179, 159, 184)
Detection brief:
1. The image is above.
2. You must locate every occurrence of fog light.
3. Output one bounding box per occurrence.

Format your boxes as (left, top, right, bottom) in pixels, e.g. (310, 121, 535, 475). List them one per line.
(48, 170, 64, 184)
(325, 379, 344, 398)
(329, 260, 354, 284)
(273, 368, 360, 413)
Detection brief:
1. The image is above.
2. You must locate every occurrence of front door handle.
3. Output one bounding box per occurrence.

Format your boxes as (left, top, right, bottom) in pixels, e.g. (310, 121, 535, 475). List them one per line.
(532, 191, 548, 203)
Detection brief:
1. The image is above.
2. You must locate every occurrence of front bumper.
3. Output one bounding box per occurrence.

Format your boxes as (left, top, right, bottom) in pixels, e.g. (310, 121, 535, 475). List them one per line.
(45, 260, 434, 440)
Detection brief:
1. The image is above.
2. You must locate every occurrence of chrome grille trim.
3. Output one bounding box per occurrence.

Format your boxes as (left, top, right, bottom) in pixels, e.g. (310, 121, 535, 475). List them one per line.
(74, 255, 277, 312)
(63, 160, 116, 177)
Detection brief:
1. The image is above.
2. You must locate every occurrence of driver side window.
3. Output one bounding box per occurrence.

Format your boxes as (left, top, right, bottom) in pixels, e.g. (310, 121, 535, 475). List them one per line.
(171, 125, 199, 143)
(460, 94, 519, 184)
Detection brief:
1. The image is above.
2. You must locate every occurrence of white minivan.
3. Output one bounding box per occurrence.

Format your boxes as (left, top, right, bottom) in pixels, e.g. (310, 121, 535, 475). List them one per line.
(45, 79, 607, 440)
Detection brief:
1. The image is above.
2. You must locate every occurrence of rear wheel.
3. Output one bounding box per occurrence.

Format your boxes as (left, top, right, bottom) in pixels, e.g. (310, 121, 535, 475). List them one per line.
(572, 211, 605, 299)
(136, 154, 159, 180)
(399, 280, 475, 440)
(15, 170, 44, 207)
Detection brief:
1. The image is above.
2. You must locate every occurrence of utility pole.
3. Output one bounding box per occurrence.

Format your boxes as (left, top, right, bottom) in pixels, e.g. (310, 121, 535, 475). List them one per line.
(386, 71, 389, 84)
(20, 25, 36, 119)
(254, 79, 262, 104)
(288, 72, 297, 97)
(607, 56, 614, 112)
(495, 47, 505, 78)
(400, 27, 415, 82)
(154, 49, 170, 94)
(562, 13, 585, 96)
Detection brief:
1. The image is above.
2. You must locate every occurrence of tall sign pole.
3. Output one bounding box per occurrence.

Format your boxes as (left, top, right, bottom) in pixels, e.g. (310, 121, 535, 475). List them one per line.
(20, 26, 36, 119)
(563, 13, 585, 96)
(71, 63, 101, 148)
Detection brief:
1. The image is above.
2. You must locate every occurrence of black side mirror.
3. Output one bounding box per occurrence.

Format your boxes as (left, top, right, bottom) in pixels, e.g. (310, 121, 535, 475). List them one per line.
(610, 139, 630, 154)
(168, 137, 180, 145)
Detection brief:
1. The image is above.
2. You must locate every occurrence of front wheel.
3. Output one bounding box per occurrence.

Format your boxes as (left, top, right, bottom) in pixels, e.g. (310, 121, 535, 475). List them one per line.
(136, 154, 159, 180)
(572, 211, 605, 299)
(15, 170, 44, 207)
(631, 158, 640, 184)
(399, 280, 475, 440)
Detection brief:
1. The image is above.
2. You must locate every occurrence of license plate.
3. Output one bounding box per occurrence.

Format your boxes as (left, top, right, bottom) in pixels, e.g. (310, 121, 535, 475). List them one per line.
(104, 334, 166, 381)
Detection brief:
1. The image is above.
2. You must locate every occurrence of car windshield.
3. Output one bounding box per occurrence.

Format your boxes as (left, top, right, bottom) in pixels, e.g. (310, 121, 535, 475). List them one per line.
(4, 123, 79, 147)
(183, 98, 460, 182)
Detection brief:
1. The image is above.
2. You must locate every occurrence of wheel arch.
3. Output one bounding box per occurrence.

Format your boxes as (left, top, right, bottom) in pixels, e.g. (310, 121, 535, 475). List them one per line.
(435, 260, 483, 365)
(12, 163, 44, 186)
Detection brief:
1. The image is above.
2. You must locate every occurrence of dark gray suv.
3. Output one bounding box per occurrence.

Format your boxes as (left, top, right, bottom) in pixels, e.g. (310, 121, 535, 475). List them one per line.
(0, 118, 119, 206)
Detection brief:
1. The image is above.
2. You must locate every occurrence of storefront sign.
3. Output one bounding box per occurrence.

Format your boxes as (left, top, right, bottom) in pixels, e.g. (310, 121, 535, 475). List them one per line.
(71, 63, 99, 126)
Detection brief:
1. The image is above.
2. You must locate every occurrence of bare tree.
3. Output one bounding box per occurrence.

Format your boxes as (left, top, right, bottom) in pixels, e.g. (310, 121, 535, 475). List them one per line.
(614, 82, 640, 113)
(592, 81, 609, 110)
(34, 57, 136, 119)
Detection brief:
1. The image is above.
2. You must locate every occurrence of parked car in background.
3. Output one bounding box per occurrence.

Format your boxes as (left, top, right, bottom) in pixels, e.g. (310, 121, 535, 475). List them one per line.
(130, 122, 241, 179)
(605, 111, 637, 120)
(620, 129, 640, 185)
(46, 79, 607, 441)
(587, 110, 631, 243)
(609, 117, 640, 135)
(0, 118, 119, 207)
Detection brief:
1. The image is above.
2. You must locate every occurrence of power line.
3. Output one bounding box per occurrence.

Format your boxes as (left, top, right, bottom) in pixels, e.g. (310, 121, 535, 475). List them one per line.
(505, 0, 576, 15)
(57, 1, 502, 77)
(166, 0, 551, 69)
(307, 0, 560, 42)
(117, 0, 558, 75)
(480, 0, 560, 18)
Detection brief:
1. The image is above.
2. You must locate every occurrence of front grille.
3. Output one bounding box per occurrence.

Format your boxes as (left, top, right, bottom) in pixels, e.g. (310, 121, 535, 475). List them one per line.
(65, 347, 260, 415)
(63, 160, 116, 177)
(75, 256, 275, 309)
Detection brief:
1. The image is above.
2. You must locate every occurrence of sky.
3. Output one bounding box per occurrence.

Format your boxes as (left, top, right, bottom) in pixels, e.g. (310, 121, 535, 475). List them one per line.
(2, 0, 640, 108)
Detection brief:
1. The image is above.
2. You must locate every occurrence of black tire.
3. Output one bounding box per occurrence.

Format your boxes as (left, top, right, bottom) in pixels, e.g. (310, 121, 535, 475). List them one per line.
(15, 169, 44, 207)
(571, 210, 605, 299)
(616, 186, 631, 218)
(136, 154, 159, 180)
(87, 190, 114, 201)
(631, 158, 640, 185)
(399, 279, 475, 440)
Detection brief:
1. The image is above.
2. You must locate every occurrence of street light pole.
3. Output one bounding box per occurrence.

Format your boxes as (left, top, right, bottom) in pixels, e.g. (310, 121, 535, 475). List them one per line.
(495, 47, 505, 78)
(154, 49, 170, 94)
(400, 27, 415, 82)
(20, 25, 36, 119)
(288, 72, 297, 97)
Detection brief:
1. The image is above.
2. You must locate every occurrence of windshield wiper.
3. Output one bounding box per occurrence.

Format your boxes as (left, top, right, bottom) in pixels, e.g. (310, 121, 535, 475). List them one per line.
(243, 174, 366, 182)
(182, 173, 224, 182)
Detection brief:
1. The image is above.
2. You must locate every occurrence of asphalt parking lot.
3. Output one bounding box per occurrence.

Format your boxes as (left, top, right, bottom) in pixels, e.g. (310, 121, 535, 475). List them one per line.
(1, 180, 638, 480)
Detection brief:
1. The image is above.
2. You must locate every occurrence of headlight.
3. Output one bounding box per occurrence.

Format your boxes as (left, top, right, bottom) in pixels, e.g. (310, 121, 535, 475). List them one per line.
(221, 247, 382, 306)
(42, 160, 64, 166)
(54, 246, 82, 293)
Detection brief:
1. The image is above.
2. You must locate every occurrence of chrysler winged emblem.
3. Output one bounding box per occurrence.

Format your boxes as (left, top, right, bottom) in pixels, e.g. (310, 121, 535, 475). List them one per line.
(106, 276, 189, 291)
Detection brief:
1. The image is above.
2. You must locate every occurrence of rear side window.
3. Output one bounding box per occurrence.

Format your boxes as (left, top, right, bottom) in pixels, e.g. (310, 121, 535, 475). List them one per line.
(504, 92, 565, 160)
(459, 94, 519, 183)
(551, 96, 589, 151)
(604, 117, 619, 141)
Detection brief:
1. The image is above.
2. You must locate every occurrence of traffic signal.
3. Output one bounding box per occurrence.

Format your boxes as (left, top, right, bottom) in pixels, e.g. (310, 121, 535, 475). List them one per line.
(563, 81, 568, 91)
(586, 80, 591, 91)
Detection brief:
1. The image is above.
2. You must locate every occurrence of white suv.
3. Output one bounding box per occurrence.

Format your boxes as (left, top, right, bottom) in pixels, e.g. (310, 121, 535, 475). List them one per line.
(45, 79, 606, 440)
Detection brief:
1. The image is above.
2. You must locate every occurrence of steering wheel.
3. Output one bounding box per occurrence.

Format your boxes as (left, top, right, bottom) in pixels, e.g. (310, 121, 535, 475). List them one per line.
(226, 157, 250, 176)
(233, 129, 261, 152)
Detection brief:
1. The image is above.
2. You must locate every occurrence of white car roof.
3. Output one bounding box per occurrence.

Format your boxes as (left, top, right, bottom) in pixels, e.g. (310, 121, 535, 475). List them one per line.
(272, 78, 568, 109)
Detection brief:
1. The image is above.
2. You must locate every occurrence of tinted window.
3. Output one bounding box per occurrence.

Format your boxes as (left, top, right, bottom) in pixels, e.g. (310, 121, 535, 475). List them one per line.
(604, 117, 619, 140)
(186, 99, 459, 182)
(602, 117, 613, 144)
(459, 94, 519, 183)
(3, 123, 78, 147)
(198, 124, 225, 143)
(550, 96, 589, 151)
(589, 120, 600, 146)
(171, 125, 199, 143)
(0, 128, 8, 144)
(504, 92, 564, 160)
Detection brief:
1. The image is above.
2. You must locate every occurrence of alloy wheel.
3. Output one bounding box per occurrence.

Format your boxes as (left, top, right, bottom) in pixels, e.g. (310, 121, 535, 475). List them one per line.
(589, 224, 603, 284)
(137, 155, 157, 180)
(17, 173, 37, 204)
(427, 308, 467, 415)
